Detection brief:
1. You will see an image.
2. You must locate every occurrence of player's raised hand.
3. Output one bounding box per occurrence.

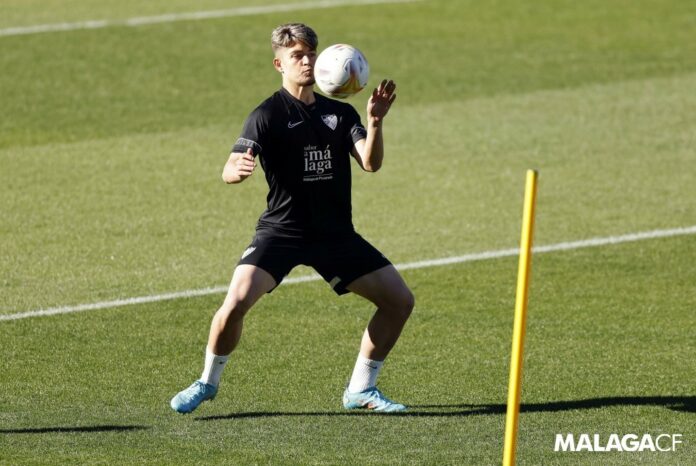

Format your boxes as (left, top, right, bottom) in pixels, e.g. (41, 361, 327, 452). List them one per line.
(222, 148, 257, 184)
(367, 79, 396, 123)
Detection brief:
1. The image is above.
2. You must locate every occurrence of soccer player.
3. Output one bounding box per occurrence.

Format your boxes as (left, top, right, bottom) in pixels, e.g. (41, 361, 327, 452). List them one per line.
(171, 23, 414, 414)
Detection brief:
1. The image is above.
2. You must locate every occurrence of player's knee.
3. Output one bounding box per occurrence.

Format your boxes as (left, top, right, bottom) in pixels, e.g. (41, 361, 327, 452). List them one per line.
(389, 287, 414, 321)
(218, 293, 255, 320)
(401, 288, 415, 317)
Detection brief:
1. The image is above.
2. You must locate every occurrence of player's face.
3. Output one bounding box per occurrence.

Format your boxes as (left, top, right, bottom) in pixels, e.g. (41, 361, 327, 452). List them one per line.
(277, 42, 317, 86)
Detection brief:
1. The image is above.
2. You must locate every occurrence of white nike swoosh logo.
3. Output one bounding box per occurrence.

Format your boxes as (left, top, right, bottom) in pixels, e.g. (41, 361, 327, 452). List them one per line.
(288, 120, 303, 128)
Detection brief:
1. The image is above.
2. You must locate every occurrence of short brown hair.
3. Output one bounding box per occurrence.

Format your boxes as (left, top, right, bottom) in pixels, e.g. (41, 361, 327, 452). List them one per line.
(271, 23, 318, 53)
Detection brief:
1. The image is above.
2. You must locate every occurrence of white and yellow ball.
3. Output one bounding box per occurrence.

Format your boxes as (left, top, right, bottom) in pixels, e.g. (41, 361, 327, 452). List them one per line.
(314, 44, 369, 99)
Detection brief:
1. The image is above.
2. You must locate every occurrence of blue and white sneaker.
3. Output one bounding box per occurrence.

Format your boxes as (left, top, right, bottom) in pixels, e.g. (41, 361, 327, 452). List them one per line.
(342, 387, 407, 413)
(170, 380, 218, 414)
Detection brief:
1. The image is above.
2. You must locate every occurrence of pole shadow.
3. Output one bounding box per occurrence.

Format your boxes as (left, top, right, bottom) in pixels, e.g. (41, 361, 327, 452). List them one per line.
(0, 425, 149, 434)
(194, 395, 695, 421)
(414, 395, 696, 414)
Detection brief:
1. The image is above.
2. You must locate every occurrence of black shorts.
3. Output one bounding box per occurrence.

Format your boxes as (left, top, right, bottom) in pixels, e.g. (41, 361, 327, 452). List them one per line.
(237, 229, 392, 295)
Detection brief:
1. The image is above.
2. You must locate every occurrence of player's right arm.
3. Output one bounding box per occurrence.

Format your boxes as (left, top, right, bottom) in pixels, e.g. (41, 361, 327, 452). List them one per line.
(224, 103, 270, 184)
(222, 148, 256, 184)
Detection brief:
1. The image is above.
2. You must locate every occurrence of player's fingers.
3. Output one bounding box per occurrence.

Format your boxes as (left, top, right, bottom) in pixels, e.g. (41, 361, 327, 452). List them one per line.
(389, 93, 396, 105)
(239, 149, 254, 162)
(238, 159, 255, 169)
(381, 80, 394, 96)
(378, 79, 387, 93)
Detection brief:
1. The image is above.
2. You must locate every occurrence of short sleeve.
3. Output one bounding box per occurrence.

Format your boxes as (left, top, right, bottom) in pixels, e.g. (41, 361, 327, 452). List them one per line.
(231, 106, 270, 156)
(345, 105, 367, 145)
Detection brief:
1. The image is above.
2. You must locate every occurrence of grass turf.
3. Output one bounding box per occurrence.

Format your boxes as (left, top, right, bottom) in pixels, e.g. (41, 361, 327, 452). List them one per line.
(1, 0, 695, 464)
(1, 238, 694, 464)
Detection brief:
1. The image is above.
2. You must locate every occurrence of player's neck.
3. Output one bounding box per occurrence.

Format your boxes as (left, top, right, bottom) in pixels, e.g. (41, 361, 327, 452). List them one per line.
(283, 82, 316, 105)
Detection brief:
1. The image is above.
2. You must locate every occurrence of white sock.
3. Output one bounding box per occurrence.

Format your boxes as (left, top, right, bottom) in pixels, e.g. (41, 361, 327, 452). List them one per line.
(347, 354, 384, 393)
(200, 347, 229, 387)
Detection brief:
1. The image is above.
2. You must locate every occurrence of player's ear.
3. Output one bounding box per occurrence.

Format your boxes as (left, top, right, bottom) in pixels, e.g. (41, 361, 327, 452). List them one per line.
(273, 57, 283, 74)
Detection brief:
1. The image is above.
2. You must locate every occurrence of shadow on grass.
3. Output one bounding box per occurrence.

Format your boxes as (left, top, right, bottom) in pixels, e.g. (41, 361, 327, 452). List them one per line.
(414, 395, 696, 414)
(195, 395, 695, 421)
(0, 425, 149, 434)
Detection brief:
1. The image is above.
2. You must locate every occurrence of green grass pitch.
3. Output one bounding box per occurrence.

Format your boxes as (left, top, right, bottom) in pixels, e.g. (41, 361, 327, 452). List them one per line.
(1, 0, 695, 464)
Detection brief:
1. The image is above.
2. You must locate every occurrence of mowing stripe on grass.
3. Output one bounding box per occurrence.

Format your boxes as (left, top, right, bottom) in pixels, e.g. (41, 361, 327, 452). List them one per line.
(0, 0, 422, 37)
(2, 225, 695, 322)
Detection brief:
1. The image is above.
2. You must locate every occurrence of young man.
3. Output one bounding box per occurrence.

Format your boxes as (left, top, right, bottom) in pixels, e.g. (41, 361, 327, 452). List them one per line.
(171, 23, 414, 414)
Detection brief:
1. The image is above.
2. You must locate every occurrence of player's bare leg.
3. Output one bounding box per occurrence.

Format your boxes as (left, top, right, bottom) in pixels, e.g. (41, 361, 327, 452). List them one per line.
(342, 265, 414, 412)
(347, 265, 414, 360)
(208, 264, 277, 355)
(170, 265, 275, 413)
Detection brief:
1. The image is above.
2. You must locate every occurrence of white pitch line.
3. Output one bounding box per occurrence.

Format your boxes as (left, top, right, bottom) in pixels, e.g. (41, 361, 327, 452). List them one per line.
(0, 0, 422, 37)
(2, 225, 695, 322)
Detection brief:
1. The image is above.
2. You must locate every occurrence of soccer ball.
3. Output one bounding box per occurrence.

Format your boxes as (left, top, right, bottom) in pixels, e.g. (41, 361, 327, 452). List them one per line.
(314, 44, 369, 99)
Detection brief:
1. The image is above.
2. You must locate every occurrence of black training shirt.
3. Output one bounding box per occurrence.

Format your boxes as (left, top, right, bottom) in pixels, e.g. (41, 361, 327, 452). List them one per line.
(232, 88, 367, 238)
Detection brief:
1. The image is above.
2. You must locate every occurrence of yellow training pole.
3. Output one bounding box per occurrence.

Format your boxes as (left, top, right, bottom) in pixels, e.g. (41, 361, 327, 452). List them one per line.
(503, 169, 539, 466)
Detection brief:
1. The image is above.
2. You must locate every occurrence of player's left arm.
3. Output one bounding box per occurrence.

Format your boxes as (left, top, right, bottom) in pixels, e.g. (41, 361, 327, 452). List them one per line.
(352, 79, 397, 172)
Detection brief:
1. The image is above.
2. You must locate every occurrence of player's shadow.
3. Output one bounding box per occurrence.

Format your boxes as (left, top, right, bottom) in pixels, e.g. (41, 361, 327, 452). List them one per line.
(195, 395, 695, 421)
(0, 425, 149, 434)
